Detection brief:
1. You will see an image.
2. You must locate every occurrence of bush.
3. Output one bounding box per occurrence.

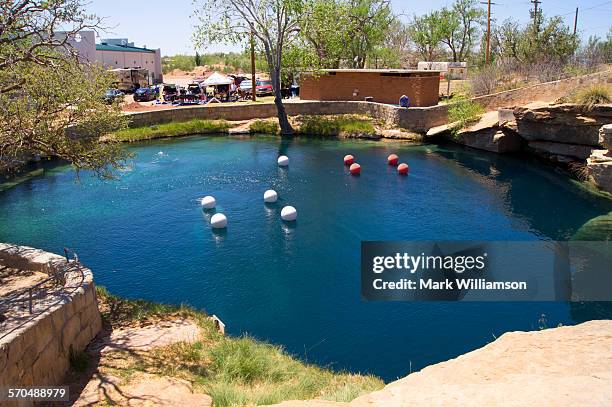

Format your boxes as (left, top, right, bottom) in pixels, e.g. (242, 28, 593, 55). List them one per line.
(470, 66, 499, 96)
(572, 86, 611, 110)
(448, 96, 484, 135)
(249, 120, 280, 134)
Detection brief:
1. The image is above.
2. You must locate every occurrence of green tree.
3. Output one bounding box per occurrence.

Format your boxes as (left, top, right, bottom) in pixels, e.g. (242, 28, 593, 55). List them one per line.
(0, 0, 128, 176)
(438, 0, 485, 62)
(195, 52, 202, 67)
(488, 16, 578, 65)
(346, 0, 395, 68)
(299, 0, 351, 68)
(297, 0, 395, 69)
(193, 0, 302, 135)
(407, 11, 444, 61)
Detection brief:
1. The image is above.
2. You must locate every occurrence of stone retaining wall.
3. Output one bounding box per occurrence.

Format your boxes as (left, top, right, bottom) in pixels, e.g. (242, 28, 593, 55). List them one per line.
(126, 100, 448, 133)
(472, 70, 611, 111)
(0, 244, 102, 405)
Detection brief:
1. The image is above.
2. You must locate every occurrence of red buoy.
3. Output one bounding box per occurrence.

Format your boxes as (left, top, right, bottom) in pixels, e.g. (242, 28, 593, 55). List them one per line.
(349, 163, 361, 175)
(398, 163, 409, 175)
(343, 154, 354, 165)
(387, 154, 399, 166)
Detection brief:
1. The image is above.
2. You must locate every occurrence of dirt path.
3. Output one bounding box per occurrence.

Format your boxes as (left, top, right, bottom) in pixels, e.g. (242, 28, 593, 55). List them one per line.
(71, 319, 211, 406)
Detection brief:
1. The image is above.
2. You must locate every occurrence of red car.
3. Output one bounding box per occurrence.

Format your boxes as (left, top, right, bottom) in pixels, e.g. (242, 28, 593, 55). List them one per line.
(256, 80, 274, 96)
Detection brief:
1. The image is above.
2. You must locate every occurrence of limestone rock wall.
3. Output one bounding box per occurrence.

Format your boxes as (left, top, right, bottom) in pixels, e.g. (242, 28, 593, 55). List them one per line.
(587, 124, 612, 194)
(0, 244, 102, 404)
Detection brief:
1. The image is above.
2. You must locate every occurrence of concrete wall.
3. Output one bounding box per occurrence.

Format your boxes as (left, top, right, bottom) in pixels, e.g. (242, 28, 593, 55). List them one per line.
(96, 50, 163, 83)
(0, 244, 102, 405)
(65, 31, 97, 64)
(300, 72, 440, 106)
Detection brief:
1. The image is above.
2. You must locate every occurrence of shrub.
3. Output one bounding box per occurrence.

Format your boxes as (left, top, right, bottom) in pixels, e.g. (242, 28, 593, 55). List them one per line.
(249, 120, 280, 134)
(470, 66, 499, 96)
(572, 86, 611, 110)
(447, 96, 484, 135)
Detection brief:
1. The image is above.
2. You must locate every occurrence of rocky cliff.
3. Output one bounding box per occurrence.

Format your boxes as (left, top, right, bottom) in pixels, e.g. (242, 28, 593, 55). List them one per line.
(268, 320, 612, 407)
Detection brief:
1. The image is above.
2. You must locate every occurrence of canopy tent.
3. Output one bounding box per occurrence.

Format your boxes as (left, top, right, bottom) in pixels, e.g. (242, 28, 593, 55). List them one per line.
(203, 72, 233, 86)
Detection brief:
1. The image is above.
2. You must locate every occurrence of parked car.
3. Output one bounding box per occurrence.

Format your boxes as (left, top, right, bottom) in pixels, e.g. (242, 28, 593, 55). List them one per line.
(162, 84, 179, 102)
(239, 79, 254, 96)
(256, 80, 274, 96)
(133, 87, 156, 102)
(103, 89, 124, 104)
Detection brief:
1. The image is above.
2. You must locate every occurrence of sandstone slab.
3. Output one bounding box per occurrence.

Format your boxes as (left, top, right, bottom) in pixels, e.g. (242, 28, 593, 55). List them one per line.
(266, 320, 612, 407)
(455, 128, 524, 153)
(514, 104, 612, 146)
(89, 319, 200, 353)
(527, 141, 594, 160)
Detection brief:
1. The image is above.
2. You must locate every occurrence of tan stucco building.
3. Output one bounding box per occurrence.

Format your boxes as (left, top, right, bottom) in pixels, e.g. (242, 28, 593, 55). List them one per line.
(66, 31, 163, 84)
(300, 69, 440, 107)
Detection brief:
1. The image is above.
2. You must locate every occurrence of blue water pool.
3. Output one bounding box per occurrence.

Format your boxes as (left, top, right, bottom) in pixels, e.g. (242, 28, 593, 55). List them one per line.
(1, 135, 611, 381)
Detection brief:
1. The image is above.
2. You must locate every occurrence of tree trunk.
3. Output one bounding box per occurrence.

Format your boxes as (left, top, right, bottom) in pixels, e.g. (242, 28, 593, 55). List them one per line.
(270, 66, 293, 135)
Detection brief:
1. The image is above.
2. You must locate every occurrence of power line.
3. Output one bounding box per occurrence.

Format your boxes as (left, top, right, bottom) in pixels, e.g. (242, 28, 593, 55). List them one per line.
(557, 1, 612, 17)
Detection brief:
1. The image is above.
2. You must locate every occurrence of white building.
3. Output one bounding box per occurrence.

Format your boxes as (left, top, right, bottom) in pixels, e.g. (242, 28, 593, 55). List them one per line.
(418, 61, 468, 80)
(66, 31, 163, 84)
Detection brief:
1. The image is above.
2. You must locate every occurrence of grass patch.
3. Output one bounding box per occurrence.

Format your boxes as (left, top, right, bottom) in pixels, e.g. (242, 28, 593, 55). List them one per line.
(249, 120, 280, 134)
(572, 85, 611, 110)
(111, 119, 232, 142)
(447, 96, 484, 136)
(96, 286, 208, 328)
(297, 115, 377, 137)
(94, 286, 384, 406)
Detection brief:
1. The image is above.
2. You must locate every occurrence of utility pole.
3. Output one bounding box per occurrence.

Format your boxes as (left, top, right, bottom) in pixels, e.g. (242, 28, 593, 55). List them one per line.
(486, 0, 492, 65)
(480, 1, 496, 65)
(573, 7, 579, 35)
(250, 30, 256, 102)
(530, 0, 542, 34)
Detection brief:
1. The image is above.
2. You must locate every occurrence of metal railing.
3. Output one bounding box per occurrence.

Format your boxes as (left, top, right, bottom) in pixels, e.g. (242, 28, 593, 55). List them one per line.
(0, 248, 83, 339)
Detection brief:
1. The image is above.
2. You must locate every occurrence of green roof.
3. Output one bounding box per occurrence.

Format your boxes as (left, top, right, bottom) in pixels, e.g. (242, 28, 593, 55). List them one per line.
(96, 43, 155, 53)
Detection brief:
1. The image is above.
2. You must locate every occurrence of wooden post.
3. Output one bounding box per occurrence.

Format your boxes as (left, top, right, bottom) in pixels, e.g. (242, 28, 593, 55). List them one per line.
(486, 0, 491, 65)
(250, 31, 257, 102)
(573, 7, 579, 36)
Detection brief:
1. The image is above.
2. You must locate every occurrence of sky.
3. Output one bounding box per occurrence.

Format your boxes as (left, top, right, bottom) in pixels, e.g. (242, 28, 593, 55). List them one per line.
(85, 0, 612, 56)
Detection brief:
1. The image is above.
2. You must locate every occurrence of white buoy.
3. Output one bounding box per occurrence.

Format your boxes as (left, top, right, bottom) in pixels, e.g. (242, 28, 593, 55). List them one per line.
(201, 196, 216, 209)
(264, 189, 278, 203)
(277, 155, 289, 167)
(281, 206, 297, 221)
(210, 213, 227, 228)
